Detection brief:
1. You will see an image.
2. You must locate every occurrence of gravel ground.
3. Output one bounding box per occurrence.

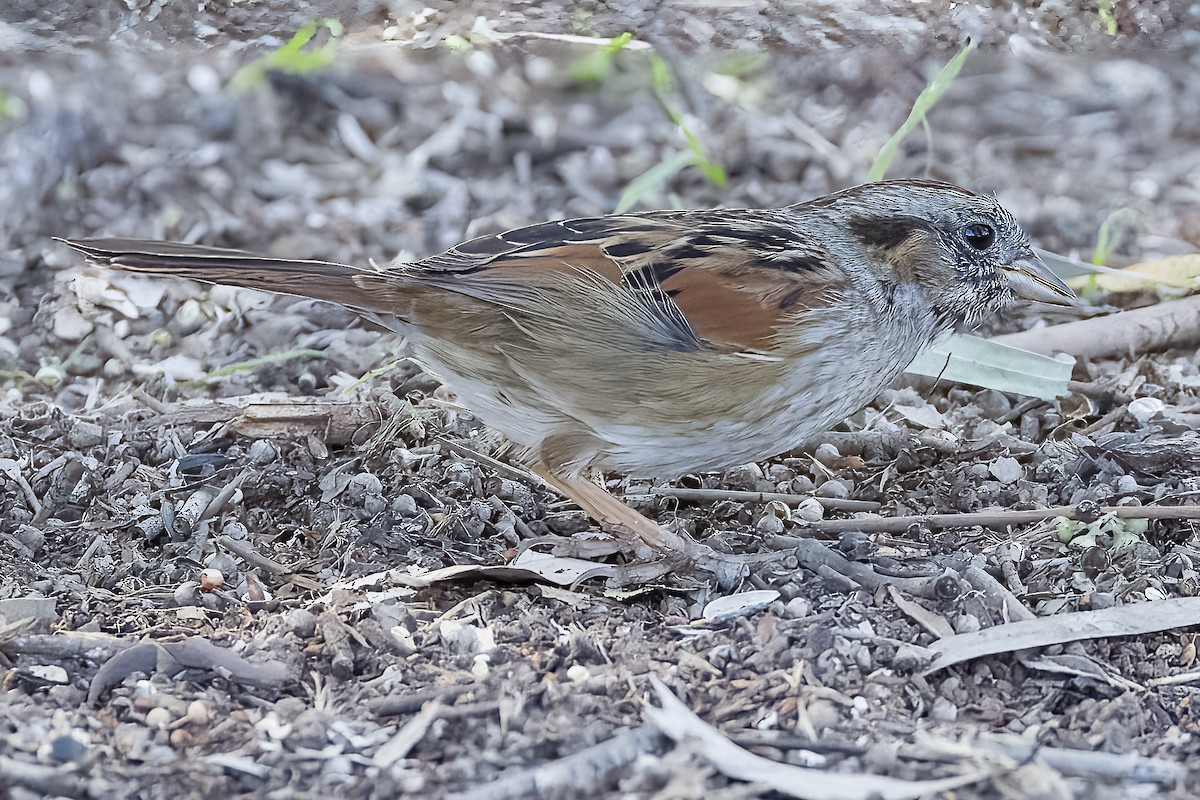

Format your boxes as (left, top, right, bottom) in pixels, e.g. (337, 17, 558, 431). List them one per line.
(3, 2, 1200, 798)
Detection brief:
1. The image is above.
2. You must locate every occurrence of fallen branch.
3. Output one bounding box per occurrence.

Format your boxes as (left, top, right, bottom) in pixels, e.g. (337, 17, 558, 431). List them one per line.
(641, 486, 880, 512)
(797, 503, 1200, 535)
(768, 536, 962, 602)
(992, 294, 1200, 358)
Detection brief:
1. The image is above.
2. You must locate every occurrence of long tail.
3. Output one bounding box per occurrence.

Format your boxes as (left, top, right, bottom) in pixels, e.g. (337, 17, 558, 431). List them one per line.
(58, 237, 390, 311)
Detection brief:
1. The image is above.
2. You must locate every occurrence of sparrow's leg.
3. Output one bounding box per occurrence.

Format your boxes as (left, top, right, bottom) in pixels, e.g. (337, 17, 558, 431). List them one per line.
(532, 468, 750, 586)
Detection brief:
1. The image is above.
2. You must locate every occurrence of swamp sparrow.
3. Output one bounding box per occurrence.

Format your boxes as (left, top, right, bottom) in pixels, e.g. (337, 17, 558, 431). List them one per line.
(62, 180, 1073, 578)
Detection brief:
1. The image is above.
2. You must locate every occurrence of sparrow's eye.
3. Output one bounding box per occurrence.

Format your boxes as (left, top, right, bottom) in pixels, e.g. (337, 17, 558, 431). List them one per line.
(963, 223, 995, 250)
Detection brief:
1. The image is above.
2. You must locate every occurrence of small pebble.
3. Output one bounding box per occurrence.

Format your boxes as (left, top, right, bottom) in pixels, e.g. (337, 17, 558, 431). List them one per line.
(199, 569, 224, 591)
(173, 582, 200, 607)
(471, 654, 491, 681)
(791, 497, 824, 522)
(1128, 396, 1165, 423)
(989, 457, 1023, 485)
(784, 597, 812, 618)
(285, 609, 318, 638)
(1114, 474, 1140, 494)
(930, 696, 958, 721)
(145, 707, 173, 731)
(815, 479, 849, 499)
(391, 494, 419, 516)
(812, 443, 840, 466)
(755, 514, 784, 534)
(248, 440, 278, 465)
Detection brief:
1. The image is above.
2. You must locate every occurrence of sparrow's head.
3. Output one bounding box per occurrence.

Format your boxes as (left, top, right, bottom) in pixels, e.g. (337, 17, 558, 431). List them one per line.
(814, 180, 1074, 329)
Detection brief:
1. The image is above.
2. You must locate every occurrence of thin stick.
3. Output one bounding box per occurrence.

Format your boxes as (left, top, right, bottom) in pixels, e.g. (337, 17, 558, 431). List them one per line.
(641, 486, 880, 512)
(215, 535, 291, 576)
(797, 504, 1200, 535)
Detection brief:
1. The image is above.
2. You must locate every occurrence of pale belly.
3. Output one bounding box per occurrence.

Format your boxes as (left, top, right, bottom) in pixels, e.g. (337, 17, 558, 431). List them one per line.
(412, 296, 942, 479)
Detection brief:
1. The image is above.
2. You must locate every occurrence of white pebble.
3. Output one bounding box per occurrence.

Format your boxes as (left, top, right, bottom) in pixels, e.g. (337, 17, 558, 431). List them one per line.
(812, 443, 841, 466)
(791, 497, 824, 522)
(815, 480, 849, 499)
(1128, 397, 1165, 423)
(988, 457, 1023, 485)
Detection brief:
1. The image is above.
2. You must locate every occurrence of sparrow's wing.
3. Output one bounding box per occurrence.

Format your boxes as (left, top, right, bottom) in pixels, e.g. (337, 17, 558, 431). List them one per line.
(397, 210, 850, 356)
(61, 210, 852, 357)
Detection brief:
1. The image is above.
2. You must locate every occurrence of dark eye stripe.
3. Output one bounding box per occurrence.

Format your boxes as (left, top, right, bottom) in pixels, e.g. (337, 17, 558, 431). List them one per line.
(847, 215, 934, 249)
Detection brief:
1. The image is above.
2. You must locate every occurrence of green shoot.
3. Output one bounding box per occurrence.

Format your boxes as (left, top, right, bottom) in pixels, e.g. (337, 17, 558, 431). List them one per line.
(0, 87, 25, 120)
(568, 32, 634, 84)
(712, 52, 769, 78)
(614, 50, 725, 212)
(615, 151, 696, 213)
(1091, 208, 1139, 266)
(1097, 1, 1118, 36)
(341, 357, 407, 393)
(868, 40, 974, 182)
(199, 349, 328, 381)
(231, 19, 344, 93)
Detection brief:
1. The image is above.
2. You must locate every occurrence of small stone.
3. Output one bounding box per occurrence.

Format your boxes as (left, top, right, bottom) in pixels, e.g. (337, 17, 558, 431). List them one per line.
(930, 696, 958, 721)
(184, 700, 211, 726)
(791, 497, 824, 522)
(439, 620, 495, 655)
(67, 420, 104, 449)
(790, 476, 816, 494)
(988, 457, 1023, 485)
(1115, 474, 1141, 494)
(812, 443, 841, 466)
(15, 525, 44, 553)
(173, 582, 200, 607)
(471, 654, 490, 681)
(145, 707, 173, 730)
(815, 480, 849, 499)
(725, 462, 764, 490)
(47, 733, 88, 763)
(199, 569, 224, 591)
(285, 609, 318, 638)
(1128, 397, 1165, 423)
(248, 440, 278, 465)
(390, 494, 419, 516)
(755, 514, 784, 535)
(784, 597, 812, 618)
(53, 305, 94, 342)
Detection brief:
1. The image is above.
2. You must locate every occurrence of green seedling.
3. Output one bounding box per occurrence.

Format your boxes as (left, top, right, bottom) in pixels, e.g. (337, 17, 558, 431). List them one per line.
(1091, 207, 1139, 266)
(614, 50, 726, 212)
(341, 357, 407, 393)
(1098, 0, 1118, 36)
(868, 40, 974, 182)
(231, 19, 344, 93)
(1059, 512, 1149, 554)
(198, 349, 328, 382)
(568, 32, 634, 85)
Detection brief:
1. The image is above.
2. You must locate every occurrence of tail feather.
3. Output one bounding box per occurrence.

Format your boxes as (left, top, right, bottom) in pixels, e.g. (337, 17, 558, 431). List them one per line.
(57, 237, 388, 311)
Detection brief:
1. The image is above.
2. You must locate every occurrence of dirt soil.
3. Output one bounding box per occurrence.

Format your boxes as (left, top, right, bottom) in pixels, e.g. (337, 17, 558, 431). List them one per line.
(3, 2, 1200, 798)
